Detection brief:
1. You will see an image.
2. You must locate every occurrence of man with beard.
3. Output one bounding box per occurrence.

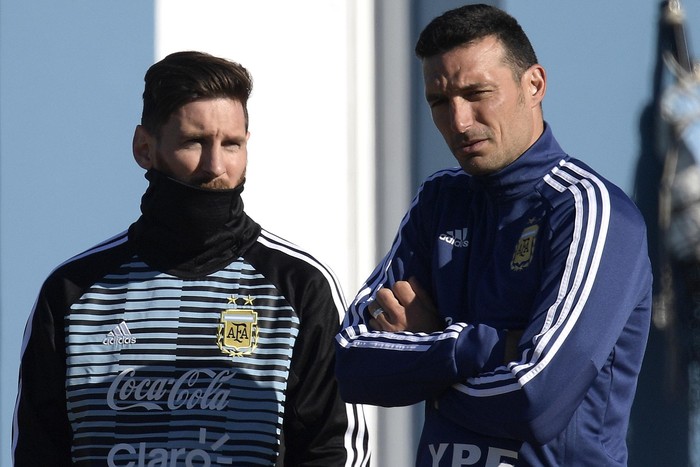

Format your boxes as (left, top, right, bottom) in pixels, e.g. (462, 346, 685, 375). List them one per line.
(13, 51, 370, 467)
(335, 4, 651, 466)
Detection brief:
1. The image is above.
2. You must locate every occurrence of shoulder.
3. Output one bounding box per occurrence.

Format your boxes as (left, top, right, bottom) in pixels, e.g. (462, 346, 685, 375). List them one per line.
(422, 167, 469, 188)
(415, 167, 470, 201)
(50, 230, 132, 282)
(541, 158, 646, 231)
(542, 159, 625, 201)
(40, 230, 134, 308)
(245, 228, 346, 312)
(248, 229, 337, 281)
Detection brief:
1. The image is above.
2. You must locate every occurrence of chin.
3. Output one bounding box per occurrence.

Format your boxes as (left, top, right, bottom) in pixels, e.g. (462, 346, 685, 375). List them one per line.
(199, 179, 233, 190)
(458, 161, 494, 177)
(201, 176, 246, 190)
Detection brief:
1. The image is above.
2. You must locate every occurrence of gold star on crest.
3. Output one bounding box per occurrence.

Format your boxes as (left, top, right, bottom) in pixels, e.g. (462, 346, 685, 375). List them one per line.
(227, 295, 239, 306)
(243, 295, 255, 306)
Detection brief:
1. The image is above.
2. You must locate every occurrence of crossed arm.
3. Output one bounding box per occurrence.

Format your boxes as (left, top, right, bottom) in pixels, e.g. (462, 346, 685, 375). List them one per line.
(367, 278, 521, 362)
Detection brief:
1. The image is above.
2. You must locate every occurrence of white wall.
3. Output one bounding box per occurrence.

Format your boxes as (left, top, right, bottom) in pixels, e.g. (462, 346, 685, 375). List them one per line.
(155, 0, 381, 459)
(156, 0, 377, 298)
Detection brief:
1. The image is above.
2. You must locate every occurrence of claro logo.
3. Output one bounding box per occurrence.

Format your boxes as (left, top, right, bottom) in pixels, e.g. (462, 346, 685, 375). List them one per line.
(107, 368, 235, 411)
(107, 428, 234, 467)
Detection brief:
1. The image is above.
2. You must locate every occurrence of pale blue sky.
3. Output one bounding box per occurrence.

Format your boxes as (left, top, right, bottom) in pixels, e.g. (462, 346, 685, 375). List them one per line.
(1, 1, 154, 463)
(2, 1, 699, 465)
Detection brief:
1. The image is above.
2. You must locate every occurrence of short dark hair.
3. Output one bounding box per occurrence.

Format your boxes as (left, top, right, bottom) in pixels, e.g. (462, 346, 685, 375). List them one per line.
(415, 4, 538, 79)
(140, 51, 253, 135)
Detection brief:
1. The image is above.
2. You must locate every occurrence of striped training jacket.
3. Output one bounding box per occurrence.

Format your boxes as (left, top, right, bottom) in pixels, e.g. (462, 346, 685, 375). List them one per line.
(14, 170, 370, 467)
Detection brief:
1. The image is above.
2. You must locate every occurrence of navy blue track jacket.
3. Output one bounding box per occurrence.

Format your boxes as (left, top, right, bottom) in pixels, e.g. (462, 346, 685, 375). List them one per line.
(336, 125, 652, 466)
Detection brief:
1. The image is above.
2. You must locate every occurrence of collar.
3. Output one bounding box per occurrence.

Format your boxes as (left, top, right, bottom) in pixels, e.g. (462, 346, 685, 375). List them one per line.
(129, 170, 260, 277)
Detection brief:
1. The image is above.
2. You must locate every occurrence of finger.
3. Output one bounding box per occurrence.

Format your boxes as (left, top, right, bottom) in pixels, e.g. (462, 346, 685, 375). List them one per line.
(374, 288, 402, 323)
(407, 277, 427, 301)
(408, 277, 438, 314)
(366, 299, 386, 321)
(375, 287, 398, 307)
(369, 312, 394, 331)
(504, 329, 525, 362)
(391, 280, 417, 307)
(369, 306, 385, 319)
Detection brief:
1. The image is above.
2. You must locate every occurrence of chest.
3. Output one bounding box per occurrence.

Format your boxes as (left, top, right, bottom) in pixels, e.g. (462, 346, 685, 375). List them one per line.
(62, 259, 299, 463)
(429, 192, 549, 327)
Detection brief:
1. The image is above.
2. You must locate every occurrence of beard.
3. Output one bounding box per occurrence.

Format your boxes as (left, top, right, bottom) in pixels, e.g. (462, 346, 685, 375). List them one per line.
(198, 170, 246, 190)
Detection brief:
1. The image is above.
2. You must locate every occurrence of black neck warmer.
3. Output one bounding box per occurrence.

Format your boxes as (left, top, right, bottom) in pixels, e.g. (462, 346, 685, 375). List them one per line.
(129, 170, 261, 278)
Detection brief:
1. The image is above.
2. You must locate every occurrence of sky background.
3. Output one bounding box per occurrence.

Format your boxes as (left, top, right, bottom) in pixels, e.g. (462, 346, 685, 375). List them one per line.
(2, 1, 700, 465)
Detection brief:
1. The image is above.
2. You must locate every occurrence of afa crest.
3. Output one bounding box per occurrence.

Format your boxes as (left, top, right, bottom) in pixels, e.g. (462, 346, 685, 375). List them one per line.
(511, 224, 539, 271)
(217, 309, 258, 357)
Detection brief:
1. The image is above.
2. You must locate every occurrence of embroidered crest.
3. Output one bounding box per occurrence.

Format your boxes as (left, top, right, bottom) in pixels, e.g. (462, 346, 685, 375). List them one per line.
(511, 224, 539, 271)
(217, 299, 258, 357)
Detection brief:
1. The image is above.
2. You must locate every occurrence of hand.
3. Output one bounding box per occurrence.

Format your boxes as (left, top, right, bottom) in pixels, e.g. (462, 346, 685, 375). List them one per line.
(368, 277, 444, 333)
(504, 329, 524, 363)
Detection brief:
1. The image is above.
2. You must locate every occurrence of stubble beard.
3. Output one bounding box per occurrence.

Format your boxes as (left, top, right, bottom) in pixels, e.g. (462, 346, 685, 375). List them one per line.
(198, 168, 246, 190)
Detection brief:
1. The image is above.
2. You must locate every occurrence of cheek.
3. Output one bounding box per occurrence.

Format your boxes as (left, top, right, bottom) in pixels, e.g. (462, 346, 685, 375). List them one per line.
(501, 117, 532, 157)
(154, 149, 199, 177)
(430, 109, 452, 135)
(488, 102, 520, 137)
(227, 151, 247, 173)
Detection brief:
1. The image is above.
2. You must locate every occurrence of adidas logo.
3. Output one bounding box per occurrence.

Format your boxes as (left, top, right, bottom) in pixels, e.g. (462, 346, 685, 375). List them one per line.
(439, 228, 469, 248)
(103, 320, 137, 346)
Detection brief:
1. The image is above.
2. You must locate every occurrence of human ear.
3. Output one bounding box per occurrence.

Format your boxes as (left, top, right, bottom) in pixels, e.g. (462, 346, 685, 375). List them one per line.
(132, 125, 155, 170)
(525, 64, 546, 106)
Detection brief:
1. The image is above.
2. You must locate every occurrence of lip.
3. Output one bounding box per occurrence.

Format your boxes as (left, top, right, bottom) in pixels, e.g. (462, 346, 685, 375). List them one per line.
(457, 138, 488, 154)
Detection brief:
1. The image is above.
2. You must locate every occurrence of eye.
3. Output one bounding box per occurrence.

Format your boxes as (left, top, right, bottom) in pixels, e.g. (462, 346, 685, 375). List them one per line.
(181, 138, 203, 148)
(465, 89, 491, 101)
(427, 97, 448, 109)
(223, 140, 243, 150)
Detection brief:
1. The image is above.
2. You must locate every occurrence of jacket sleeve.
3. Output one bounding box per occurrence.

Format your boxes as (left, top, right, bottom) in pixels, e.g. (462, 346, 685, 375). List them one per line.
(335, 181, 510, 407)
(13, 278, 73, 466)
(282, 256, 370, 467)
(435, 173, 653, 444)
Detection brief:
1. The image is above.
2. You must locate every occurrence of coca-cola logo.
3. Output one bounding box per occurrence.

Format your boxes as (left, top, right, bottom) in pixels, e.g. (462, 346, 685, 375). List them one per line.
(106, 368, 236, 411)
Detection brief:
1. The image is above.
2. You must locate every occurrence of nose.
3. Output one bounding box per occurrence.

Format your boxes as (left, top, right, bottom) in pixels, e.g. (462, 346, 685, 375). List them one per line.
(450, 99, 474, 133)
(200, 144, 226, 177)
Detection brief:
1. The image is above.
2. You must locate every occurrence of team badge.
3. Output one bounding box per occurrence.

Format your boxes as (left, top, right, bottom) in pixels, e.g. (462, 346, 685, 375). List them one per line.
(511, 223, 539, 271)
(217, 296, 258, 356)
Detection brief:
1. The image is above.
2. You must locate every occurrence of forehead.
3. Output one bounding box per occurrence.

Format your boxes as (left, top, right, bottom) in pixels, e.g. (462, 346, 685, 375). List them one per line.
(167, 98, 246, 131)
(175, 98, 244, 119)
(421, 36, 511, 90)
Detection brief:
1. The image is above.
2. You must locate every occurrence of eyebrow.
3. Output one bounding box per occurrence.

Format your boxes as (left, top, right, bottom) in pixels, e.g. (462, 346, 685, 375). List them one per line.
(179, 129, 246, 140)
(426, 82, 491, 101)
